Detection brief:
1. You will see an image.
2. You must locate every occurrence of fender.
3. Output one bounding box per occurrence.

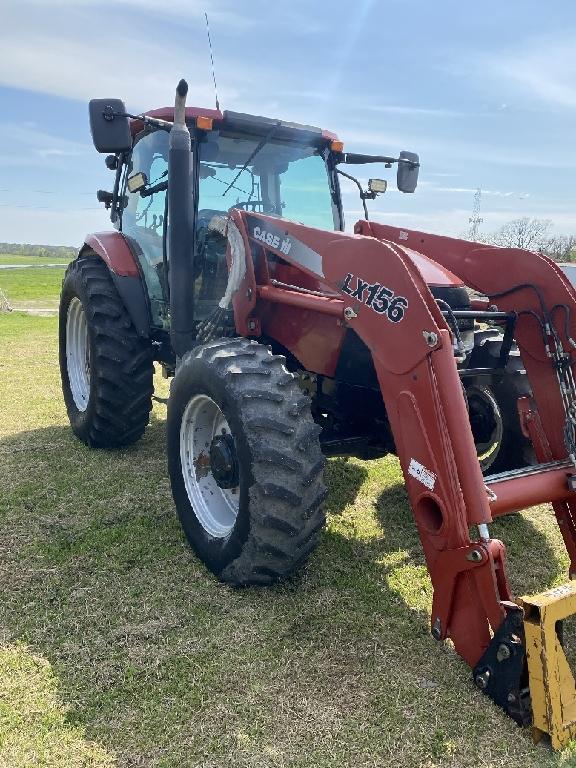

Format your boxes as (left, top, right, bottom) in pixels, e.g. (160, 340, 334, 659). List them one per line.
(80, 231, 151, 337)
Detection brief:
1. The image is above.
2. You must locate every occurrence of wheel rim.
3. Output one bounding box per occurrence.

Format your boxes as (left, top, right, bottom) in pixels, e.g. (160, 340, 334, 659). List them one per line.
(179, 394, 240, 538)
(467, 385, 504, 472)
(66, 297, 90, 412)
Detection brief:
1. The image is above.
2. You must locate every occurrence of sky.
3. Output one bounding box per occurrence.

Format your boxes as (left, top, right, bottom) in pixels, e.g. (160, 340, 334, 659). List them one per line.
(1, 0, 576, 246)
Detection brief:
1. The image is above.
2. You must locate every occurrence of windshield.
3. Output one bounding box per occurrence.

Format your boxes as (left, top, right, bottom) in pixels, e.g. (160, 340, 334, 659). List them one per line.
(197, 132, 338, 231)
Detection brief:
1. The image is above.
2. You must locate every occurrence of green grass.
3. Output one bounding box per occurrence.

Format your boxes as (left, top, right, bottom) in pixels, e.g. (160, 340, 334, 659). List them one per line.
(0, 254, 71, 266)
(2, 312, 576, 766)
(0, 266, 66, 309)
(0, 645, 114, 766)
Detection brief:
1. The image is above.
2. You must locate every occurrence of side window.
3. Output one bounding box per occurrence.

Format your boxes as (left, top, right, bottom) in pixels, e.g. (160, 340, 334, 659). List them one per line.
(122, 130, 170, 327)
(194, 142, 236, 319)
(137, 153, 167, 232)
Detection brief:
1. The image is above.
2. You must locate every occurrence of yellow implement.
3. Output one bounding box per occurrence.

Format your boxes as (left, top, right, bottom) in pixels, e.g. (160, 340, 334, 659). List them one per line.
(522, 582, 576, 750)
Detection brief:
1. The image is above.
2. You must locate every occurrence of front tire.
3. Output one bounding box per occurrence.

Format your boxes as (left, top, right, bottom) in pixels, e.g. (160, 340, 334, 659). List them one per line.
(167, 337, 327, 585)
(59, 256, 154, 448)
(467, 338, 533, 475)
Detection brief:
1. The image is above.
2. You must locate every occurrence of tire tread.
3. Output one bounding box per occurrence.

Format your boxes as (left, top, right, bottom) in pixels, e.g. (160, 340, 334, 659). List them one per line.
(59, 255, 153, 448)
(174, 337, 326, 586)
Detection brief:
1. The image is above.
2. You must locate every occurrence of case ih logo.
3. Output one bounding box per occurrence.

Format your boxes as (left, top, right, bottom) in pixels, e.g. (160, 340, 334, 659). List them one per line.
(253, 225, 293, 255)
(341, 272, 408, 323)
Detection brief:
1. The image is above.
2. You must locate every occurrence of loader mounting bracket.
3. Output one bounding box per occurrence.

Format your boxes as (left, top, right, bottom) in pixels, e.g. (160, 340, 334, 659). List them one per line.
(472, 603, 532, 726)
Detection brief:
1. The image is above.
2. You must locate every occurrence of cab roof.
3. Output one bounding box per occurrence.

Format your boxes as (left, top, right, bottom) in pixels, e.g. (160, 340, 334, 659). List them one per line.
(130, 107, 339, 145)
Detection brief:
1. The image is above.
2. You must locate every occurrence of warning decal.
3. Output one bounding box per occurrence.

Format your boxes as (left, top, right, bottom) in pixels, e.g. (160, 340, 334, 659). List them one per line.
(408, 458, 436, 491)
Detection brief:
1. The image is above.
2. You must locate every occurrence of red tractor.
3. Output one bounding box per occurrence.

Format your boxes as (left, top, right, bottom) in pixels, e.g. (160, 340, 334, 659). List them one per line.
(60, 80, 576, 744)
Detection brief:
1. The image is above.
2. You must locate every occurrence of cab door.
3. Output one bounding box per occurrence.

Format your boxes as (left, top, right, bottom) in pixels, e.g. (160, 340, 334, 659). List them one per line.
(122, 129, 170, 328)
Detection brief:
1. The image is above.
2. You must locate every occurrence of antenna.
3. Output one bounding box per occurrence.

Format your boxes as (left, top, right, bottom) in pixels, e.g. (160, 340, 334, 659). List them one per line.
(468, 187, 483, 240)
(205, 12, 220, 112)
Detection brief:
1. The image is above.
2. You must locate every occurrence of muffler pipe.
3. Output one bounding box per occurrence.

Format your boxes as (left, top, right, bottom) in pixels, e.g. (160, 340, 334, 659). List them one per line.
(168, 78, 195, 358)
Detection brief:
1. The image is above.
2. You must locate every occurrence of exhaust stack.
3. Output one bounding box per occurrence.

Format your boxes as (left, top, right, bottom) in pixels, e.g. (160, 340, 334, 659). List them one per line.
(168, 79, 195, 358)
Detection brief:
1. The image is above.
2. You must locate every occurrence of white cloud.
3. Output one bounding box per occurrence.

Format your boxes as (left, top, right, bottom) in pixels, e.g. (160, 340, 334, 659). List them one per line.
(482, 38, 576, 109)
(12, 0, 252, 27)
(365, 105, 465, 118)
(0, 35, 221, 111)
(431, 186, 528, 198)
(0, 206, 110, 246)
(0, 1, 247, 109)
(112, 0, 255, 27)
(35, 148, 82, 158)
(0, 122, 92, 168)
(336, 123, 576, 170)
(272, 96, 465, 117)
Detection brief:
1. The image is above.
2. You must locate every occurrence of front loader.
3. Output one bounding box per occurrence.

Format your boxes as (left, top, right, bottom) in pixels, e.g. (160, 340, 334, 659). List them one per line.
(60, 79, 576, 748)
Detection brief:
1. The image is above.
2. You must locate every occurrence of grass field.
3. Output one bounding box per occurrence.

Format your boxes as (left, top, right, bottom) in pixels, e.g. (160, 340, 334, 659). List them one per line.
(0, 254, 71, 266)
(0, 264, 66, 310)
(2, 310, 576, 767)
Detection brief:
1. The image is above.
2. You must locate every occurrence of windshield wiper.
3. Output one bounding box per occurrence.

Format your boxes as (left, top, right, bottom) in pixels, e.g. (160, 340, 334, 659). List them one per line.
(221, 121, 280, 198)
(210, 174, 248, 196)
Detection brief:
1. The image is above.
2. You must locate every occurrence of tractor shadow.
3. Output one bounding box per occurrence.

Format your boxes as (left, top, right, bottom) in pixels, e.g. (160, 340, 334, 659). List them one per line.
(0, 424, 569, 764)
(317, 455, 568, 677)
(323, 456, 370, 515)
(335, 464, 567, 612)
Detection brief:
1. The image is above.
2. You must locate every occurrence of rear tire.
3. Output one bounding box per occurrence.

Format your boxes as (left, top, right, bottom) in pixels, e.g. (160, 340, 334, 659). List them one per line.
(167, 337, 327, 585)
(467, 338, 533, 475)
(59, 256, 154, 448)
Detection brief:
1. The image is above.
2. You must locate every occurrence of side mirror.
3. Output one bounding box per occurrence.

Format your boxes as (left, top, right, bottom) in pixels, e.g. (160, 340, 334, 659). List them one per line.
(397, 151, 419, 193)
(368, 178, 387, 195)
(89, 99, 132, 153)
(127, 172, 148, 194)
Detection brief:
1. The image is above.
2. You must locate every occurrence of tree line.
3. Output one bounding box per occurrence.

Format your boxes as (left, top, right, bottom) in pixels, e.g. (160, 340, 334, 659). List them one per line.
(0, 242, 76, 259)
(1, 219, 574, 263)
(476, 218, 576, 262)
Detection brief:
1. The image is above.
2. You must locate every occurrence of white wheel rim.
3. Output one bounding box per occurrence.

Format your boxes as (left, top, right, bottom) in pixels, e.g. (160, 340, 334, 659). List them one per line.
(467, 385, 504, 470)
(179, 394, 240, 538)
(66, 297, 90, 412)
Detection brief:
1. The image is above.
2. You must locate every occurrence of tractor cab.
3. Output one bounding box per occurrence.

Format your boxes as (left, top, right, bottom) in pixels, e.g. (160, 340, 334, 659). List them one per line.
(91, 102, 418, 331)
(117, 110, 344, 328)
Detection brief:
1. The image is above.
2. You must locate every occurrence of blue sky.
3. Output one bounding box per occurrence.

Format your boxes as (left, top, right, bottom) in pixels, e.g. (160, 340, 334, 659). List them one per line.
(1, 0, 575, 246)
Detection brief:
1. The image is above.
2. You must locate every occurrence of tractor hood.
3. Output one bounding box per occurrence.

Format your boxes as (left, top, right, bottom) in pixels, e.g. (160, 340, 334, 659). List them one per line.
(401, 246, 465, 288)
(354, 220, 465, 289)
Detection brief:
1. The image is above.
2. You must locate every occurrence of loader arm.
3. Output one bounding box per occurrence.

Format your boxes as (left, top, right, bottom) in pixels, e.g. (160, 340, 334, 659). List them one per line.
(362, 221, 576, 579)
(226, 209, 576, 734)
